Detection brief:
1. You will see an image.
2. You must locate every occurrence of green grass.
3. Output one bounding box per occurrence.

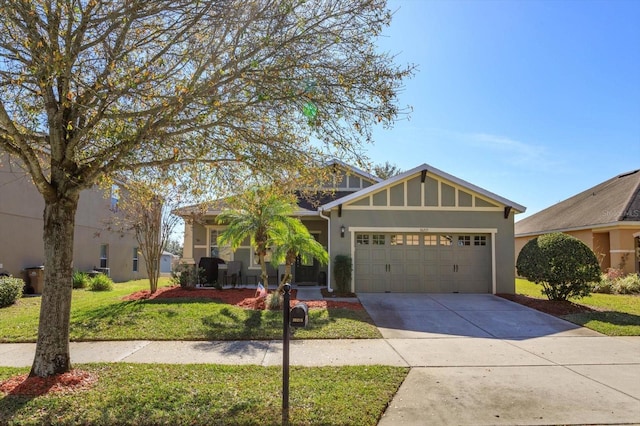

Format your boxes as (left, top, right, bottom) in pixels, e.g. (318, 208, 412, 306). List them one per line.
(516, 278, 640, 335)
(0, 279, 381, 342)
(0, 363, 408, 425)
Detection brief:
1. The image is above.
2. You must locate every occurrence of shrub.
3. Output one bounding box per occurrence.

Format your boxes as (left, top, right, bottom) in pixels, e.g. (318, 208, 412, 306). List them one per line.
(613, 274, 640, 294)
(72, 270, 90, 289)
(592, 276, 613, 294)
(0, 276, 24, 308)
(89, 273, 114, 291)
(516, 232, 601, 301)
(333, 254, 353, 294)
(171, 264, 206, 288)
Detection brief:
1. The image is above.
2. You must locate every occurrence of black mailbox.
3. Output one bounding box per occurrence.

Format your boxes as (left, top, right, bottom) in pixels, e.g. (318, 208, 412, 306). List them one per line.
(290, 302, 309, 328)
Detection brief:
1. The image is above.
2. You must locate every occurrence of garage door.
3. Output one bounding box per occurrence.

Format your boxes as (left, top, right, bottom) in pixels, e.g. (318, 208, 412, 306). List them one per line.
(354, 233, 491, 293)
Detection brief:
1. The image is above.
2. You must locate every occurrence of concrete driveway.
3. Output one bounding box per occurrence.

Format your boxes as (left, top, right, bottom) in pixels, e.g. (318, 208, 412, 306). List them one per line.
(358, 293, 640, 425)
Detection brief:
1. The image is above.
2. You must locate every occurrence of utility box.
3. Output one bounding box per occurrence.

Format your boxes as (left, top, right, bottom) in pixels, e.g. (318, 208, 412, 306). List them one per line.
(290, 302, 309, 328)
(25, 266, 45, 294)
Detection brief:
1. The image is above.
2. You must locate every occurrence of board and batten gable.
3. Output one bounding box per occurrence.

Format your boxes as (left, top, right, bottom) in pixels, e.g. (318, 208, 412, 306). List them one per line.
(322, 164, 525, 294)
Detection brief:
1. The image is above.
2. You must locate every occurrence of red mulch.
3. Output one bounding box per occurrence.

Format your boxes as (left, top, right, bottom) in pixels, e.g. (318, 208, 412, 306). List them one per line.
(497, 293, 600, 316)
(122, 286, 364, 310)
(0, 370, 97, 397)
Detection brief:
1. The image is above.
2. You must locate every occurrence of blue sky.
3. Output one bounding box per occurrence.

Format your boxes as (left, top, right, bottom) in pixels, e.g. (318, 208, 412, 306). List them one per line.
(371, 0, 640, 219)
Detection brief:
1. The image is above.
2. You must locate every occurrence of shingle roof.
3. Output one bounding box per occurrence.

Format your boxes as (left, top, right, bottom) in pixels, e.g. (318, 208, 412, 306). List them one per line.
(515, 169, 640, 236)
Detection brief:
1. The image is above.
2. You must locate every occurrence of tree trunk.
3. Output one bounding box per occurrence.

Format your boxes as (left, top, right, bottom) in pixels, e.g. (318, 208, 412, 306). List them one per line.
(30, 194, 79, 377)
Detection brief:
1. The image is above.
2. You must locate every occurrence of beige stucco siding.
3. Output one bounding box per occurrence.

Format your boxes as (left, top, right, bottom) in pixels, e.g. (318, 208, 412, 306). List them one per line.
(1, 155, 146, 282)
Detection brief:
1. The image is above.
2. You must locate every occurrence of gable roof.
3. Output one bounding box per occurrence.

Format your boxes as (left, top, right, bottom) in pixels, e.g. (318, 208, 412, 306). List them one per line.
(515, 169, 640, 236)
(324, 158, 381, 184)
(321, 163, 526, 212)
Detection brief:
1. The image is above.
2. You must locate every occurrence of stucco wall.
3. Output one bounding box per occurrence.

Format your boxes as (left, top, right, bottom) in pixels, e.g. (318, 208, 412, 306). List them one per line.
(0, 155, 146, 282)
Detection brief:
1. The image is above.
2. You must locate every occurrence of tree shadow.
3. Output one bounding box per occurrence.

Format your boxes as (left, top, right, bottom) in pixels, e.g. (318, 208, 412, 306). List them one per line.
(564, 311, 640, 328)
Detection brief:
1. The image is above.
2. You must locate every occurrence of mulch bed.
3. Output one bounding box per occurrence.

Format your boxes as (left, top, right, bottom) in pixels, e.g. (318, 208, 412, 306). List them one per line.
(0, 370, 97, 397)
(122, 286, 364, 310)
(496, 293, 600, 316)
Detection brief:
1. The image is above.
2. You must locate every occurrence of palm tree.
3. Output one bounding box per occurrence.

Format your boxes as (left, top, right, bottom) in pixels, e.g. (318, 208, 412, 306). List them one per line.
(270, 219, 329, 294)
(216, 188, 299, 291)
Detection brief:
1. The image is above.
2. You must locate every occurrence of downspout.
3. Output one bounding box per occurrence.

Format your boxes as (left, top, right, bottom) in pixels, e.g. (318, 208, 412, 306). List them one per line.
(319, 209, 333, 292)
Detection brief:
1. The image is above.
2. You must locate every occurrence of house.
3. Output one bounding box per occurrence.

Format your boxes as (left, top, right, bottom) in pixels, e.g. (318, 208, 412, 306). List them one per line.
(0, 152, 147, 285)
(178, 160, 525, 294)
(515, 169, 640, 275)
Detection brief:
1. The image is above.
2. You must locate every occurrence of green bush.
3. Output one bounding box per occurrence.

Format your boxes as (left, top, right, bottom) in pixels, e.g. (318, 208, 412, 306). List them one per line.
(89, 273, 114, 291)
(516, 232, 600, 301)
(72, 270, 90, 289)
(0, 276, 24, 308)
(613, 274, 640, 294)
(333, 254, 352, 294)
(171, 263, 206, 288)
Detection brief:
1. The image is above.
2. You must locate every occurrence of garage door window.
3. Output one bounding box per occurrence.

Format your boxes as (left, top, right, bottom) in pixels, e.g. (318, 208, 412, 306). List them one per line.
(458, 235, 471, 246)
(390, 234, 404, 245)
(356, 234, 369, 245)
(440, 235, 453, 246)
(424, 235, 438, 246)
(406, 234, 419, 245)
(474, 235, 487, 246)
(372, 234, 386, 245)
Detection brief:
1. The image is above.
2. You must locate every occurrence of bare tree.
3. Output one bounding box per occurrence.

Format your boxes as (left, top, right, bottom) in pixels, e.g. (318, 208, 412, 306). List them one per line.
(373, 161, 403, 179)
(0, 0, 412, 377)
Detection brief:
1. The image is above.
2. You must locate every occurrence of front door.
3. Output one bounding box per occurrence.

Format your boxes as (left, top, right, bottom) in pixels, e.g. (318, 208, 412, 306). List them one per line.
(294, 233, 320, 284)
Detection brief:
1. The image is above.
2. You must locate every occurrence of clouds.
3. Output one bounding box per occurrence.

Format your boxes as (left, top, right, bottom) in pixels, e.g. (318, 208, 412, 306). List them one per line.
(466, 132, 557, 170)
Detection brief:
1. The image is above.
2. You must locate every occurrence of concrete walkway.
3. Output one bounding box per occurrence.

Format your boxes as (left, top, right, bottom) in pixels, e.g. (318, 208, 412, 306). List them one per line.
(1, 294, 639, 425)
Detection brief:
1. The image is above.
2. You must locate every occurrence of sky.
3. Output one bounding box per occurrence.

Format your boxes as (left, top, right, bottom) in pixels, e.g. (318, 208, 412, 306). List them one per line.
(370, 0, 640, 219)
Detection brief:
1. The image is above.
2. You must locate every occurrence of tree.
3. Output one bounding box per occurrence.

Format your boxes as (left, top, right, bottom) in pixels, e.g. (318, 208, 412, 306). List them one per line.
(113, 179, 183, 294)
(516, 232, 601, 301)
(373, 161, 402, 179)
(216, 188, 301, 291)
(0, 0, 412, 377)
(270, 220, 329, 293)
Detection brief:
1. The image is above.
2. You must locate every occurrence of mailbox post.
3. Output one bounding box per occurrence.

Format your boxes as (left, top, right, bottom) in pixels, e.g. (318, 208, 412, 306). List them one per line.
(282, 284, 309, 425)
(282, 284, 291, 425)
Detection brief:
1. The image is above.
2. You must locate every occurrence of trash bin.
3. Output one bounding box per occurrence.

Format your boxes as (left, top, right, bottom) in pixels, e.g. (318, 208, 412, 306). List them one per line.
(25, 266, 45, 294)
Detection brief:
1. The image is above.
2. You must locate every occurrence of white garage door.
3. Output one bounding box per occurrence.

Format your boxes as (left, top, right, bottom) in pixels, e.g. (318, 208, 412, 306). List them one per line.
(354, 233, 491, 293)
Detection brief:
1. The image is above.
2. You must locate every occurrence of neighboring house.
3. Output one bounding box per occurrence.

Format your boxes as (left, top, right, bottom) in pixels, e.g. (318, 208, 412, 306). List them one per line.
(178, 160, 525, 294)
(0, 152, 147, 284)
(515, 169, 640, 275)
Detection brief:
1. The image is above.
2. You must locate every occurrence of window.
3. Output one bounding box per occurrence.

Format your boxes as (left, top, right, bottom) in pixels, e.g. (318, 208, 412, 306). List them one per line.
(458, 235, 471, 246)
(424, 235, 438, 246)
(209, 229, 232, 260)
(132, 247, 139, 272)
(406, 234, 419, 245)
(372, 234, 386, 245)
(390, 234, 404, 246)
(99, 245, 108, 268)
(356, 234, 370, 245)
(109, 185, 119, 212)
(440, 235, 453, 246)
(474, 236, 487, 246)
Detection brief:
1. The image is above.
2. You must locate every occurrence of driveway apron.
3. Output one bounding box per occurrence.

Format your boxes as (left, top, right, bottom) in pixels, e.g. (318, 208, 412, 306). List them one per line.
(358, 293, 640, 425)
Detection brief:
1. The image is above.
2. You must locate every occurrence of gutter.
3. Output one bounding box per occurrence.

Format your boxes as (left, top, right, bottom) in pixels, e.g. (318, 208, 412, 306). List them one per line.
(319, 209, 333, 293)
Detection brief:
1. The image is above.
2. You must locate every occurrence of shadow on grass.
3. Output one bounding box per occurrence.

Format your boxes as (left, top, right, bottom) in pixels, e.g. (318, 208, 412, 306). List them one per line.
(563, 311, 640, 328)
(0, 394, 34, 425)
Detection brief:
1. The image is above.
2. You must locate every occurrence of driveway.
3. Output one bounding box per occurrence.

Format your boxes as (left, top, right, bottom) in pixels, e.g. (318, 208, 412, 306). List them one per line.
(358, 293, 640, 425)
(357, 293, 598, 339)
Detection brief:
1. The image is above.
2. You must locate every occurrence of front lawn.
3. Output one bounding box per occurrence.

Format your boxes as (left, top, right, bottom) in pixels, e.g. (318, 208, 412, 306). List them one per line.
(0, 279, 381, 342)
(0, 363, 407, 425)
(515, 278, 640, 335)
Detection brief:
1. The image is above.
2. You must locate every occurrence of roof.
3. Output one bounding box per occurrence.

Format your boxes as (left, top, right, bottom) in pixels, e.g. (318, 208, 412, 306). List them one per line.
(321, 163, 527, 213)
(515, 169, 640, 236)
